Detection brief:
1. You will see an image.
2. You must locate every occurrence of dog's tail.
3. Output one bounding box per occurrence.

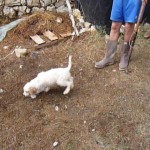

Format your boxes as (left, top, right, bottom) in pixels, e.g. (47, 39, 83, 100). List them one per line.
(67, 55, 72, 70)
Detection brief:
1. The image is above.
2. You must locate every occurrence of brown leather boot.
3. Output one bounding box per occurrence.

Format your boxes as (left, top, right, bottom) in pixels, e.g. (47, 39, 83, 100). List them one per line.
(95, 40, 118, 69)
(119, 42, 130, 71)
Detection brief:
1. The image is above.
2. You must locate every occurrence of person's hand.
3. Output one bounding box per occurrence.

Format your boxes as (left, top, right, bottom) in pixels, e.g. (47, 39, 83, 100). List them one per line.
(142, 0, 147, 4)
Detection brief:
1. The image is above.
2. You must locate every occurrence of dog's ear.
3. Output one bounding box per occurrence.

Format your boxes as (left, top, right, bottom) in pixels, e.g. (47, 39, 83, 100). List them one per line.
(29, 87, 37, 95)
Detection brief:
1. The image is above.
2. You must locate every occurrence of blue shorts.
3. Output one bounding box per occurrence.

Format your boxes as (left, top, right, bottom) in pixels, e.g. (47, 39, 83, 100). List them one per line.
(110, 0, 142, 23)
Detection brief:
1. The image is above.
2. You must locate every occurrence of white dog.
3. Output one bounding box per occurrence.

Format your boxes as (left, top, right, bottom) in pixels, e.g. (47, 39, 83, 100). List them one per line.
(23, 55, 74, 99)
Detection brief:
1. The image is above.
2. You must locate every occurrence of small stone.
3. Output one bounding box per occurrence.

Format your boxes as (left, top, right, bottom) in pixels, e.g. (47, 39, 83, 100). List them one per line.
(53, 141, 59, 147)
(92, 129, 95, 132)
(65, 105, 67, 109)
(112, 69, 116, 72)
(47, 6, 56, 12)
(20, 65, 23, 69)
(84, 22, 91, 29)
(84, 121, 86, 124)
(0, 89, 4, 93)
(56, 17, 63, 23)
(73, 9, 82, 19)
(14, 46, 27, 57)
(90, 25, 96, 32)
(55, 106, 59, 111)
(3, 46, 9, 49)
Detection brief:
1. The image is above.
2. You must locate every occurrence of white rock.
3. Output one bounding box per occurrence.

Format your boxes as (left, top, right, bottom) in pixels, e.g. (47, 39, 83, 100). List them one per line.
(3, 46, 9, 49)
(84, 22, 91, 29)
(18, 11, 24, 17)
(55, 106, 59, 111)
(56, 17, 63, 23)
(79, 28, 86, 34)
(3, 6, 15, 18)
(56, 5, 68, 13)
(0, 89, 4, 94)
(31, 7, 40, 13)
(41, 0, 51, 7)
(73, 9, 81, 19)
(112, 69, 116, 72)
(79, 18, 84, 24)
(19, 6, 27, 13)
(26, 7, 31, 14)
(20, 65, 23, 69)
(47, 6, 56, 12)
(144, 23, 150, 27)
(14, 46, 27, 57)
(92, 129, 95, 132)
(13, 6, 19, 11)
(90, 25, 96, 32)
(53, 141, 59, 147)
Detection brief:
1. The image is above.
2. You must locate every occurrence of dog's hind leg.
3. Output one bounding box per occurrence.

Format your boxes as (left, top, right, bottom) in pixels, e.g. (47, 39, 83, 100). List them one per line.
(57, 80, 72, 95)
(44, 87, 50, 92)
(70, 77, 74, 89)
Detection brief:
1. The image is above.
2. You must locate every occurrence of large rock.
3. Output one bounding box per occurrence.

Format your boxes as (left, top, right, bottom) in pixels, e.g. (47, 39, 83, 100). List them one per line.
(27, 0, 40, 7)
(40, 0, 52, 7)
(0, 0, 72, 18)
(5, 0, 21, 6)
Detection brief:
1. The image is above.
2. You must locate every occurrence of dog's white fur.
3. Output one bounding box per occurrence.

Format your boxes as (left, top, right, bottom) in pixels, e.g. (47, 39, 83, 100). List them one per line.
(23, 56, 74, 99)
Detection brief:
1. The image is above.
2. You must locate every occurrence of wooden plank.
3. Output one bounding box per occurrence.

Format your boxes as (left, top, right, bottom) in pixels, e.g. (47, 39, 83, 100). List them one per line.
(30, 35, 45, 44)
(43, 30, 58, 41)
(59, 32, 72, 38)
(35, 37, 70, 50)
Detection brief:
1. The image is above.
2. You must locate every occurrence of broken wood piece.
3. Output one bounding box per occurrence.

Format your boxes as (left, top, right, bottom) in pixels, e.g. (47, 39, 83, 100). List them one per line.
(60, 32, 72, 38)
(35, 37, 69, 50)
(30, 35, 45, 44)
(43, 30, 58, 41)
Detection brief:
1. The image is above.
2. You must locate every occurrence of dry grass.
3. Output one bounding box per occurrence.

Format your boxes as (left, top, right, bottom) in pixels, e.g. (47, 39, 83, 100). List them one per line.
(14, 12, 73, 38)
(0, 24, 150, 150)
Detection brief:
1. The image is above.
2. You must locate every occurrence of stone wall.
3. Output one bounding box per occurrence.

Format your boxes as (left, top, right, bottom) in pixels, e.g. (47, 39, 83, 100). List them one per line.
(0, 0, 74, 18)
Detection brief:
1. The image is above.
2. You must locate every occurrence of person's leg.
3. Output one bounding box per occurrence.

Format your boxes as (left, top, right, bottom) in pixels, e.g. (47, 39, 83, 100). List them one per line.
(95, 0, 124, 69)
(119, 0, 142, 70)
(110, 22, 122, 41)
(124, 23, 135, 42)
(119, 23, 135, 70)
(95, 22, 121, 68)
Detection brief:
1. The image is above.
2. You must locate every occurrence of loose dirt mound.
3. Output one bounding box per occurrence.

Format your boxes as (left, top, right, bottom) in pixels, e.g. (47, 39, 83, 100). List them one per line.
(14, 12, 73, 38)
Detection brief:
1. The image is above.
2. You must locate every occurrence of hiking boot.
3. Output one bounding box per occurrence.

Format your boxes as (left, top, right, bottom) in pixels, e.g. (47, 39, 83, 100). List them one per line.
(95, 40, 118, 69)
(119, 42, 130, 71)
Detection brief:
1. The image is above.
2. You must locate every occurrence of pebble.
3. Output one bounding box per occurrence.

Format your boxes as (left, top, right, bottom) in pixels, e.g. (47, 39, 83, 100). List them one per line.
(55, 106, 59, 111)
(0, 89, 4, 93)
(112, 69, 116, 72)
(92, 129, 95, 132)
(84, 121, 86, 124)
(20, 65, 23, 69)
(53, 141, 59, 147)
(65, 105, 67, 109)
(3, 46, 9, 49)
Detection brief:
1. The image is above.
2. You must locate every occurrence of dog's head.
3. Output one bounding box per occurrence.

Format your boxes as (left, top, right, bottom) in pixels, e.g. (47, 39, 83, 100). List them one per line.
(23, 82, 37, 99)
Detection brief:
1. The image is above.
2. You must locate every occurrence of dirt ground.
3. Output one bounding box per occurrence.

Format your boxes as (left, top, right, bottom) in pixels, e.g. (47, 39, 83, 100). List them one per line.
(0, 18, 150, 150)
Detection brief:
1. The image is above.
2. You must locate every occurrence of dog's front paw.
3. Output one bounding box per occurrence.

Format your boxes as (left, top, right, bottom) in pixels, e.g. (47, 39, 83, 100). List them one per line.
(31, 95, 36, 99)
(63, 90, 70, 95)
(71, 83, 74, 89)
